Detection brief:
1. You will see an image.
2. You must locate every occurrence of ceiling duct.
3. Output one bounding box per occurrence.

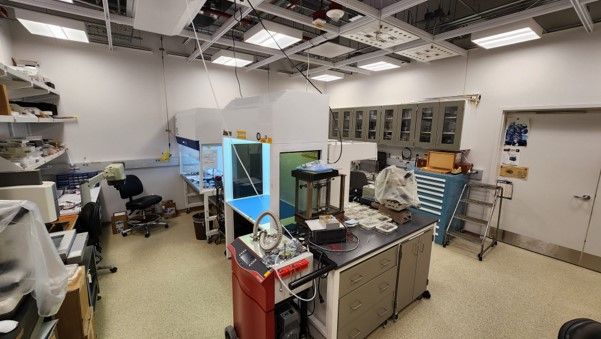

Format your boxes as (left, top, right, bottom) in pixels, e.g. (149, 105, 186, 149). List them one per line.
(133, 0, 207, 36)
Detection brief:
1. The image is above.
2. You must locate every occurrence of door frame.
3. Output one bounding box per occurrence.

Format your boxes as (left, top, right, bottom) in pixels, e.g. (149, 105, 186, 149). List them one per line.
(490, 104, 601, 272)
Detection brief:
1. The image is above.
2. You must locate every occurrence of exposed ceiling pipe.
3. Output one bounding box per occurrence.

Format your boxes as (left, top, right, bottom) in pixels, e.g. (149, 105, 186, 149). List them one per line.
(570, 0, 594, 32)
(101, 0, 113, 50)
(245, 0, 431, 71)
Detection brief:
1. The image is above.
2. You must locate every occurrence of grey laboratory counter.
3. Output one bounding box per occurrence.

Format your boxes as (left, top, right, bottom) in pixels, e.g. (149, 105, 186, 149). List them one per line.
(309, 214, 437, 339)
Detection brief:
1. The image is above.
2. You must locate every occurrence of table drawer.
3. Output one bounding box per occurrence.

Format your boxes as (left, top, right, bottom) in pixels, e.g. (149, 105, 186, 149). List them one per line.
(337, 292, 395, 339)
(339, 246, 398, 296)
(338, 267, 397, 325)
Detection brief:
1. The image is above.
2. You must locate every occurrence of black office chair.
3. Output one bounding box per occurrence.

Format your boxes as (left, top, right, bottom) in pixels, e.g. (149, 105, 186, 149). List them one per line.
(559, 318, 601, 339)
(349, 170, 369, 201)
(116, 174, 168, 238)
(76, 202, 117, 273)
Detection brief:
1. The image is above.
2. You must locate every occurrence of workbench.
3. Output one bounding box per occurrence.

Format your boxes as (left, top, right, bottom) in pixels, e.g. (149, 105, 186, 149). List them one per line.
(181, 175, 219, 240)
(308, 214, 437, 339)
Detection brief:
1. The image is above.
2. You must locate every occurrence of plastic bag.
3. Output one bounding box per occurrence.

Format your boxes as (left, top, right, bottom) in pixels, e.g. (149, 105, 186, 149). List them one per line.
(0, 200, 67, 317)
(374, 166, 420, 207)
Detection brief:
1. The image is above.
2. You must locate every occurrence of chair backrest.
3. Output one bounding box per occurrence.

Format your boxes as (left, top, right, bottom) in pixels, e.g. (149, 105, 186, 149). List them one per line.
(76, 202, 102, 246)
(350, 171, 369, 192)
(117, 175, 144, 199)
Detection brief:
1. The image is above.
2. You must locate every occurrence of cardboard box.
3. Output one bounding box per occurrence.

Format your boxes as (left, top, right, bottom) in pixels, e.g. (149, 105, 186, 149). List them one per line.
(161, 200, 178, 218)
(0, 84, 10, 116)
(56, 266, 91, 339)
(111, 211, 128, 234)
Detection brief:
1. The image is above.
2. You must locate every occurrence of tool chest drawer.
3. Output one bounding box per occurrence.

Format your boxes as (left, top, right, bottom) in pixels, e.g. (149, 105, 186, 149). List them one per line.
(339, 245, 398, 297)
(338, 267, 397, 325)
(337, 292, 395, 339)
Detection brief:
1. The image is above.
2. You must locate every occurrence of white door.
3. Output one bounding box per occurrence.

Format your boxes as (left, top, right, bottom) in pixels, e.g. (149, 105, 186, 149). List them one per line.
(583, 170, 601, 263)
(499, 112, 601, 253)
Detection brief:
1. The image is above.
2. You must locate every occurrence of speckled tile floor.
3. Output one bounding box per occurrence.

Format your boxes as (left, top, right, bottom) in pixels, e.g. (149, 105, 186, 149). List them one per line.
(95, 214, 601, 338)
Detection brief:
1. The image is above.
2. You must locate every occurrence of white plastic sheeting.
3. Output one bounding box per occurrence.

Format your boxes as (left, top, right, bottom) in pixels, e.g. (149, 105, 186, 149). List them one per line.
(0, 200, 67, 316)
(374, 166, 420, 207)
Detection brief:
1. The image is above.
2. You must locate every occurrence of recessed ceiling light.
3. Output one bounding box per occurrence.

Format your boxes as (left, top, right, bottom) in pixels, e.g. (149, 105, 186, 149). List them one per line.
(310, 70, 344, 82)
(57, 0, 74, 3)
(357, 57, 407, 72)
(15, 8, 88, 43)
(471, 19, 543, 49)
(244, 20, 303, 49)
(211, 50, 254, 67)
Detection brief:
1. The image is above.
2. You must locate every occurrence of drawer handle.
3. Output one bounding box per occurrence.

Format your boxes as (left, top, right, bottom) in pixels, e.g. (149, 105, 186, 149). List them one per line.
(380, 258, 391, 267)
(379, 282, 390, 293)
(350, 329, 361, 338)
(350, 274, 364, 284)
(377, 307, 389, 317)
(419, 242, 425, 253)
(350, 301, 363, 311)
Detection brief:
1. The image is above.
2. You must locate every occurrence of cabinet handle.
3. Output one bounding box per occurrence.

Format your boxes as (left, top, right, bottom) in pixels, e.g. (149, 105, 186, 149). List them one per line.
(377, 307, 389, 317)
(419, 242, 425, 253)
(380, 258, 391, 267)
(350, 329, 361, 338)
(379, 283, 390, 293)
(351, 301, 363, 311)
(413, 243, 419, 256)
(350, 274, 364, 285)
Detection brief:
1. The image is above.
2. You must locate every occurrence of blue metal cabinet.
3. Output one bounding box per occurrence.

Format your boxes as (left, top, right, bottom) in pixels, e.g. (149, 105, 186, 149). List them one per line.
(410, 170, 467, 244)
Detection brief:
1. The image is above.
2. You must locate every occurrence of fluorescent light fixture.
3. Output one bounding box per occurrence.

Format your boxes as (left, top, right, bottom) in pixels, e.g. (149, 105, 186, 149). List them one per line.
(211, 50, 254, 67)
(357, 56, 407, 72)
(310, 70, 344, 82)
(472, 19, 543, 49)
(15, 8, 88, 43)
(244, 20, 303, 49)
(57, 0, 74, 3)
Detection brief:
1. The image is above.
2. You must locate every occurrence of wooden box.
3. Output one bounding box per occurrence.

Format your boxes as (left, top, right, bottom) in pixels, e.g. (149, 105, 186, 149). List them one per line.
(424, 151, 460, 174)
(56, 266, 92, 339)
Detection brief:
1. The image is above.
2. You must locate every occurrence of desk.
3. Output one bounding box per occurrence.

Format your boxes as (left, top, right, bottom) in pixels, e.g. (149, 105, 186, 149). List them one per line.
(309, 214, 437, 339)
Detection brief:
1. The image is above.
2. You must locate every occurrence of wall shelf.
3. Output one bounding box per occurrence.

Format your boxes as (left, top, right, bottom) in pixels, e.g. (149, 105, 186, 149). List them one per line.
(0, 63, 60, 99)
(0, 115, 78, 123)
(20, 148, 67, 171)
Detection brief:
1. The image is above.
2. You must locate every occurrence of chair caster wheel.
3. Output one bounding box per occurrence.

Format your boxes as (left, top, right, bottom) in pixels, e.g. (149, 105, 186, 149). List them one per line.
(186, 208, 191, 214)
(121, 232, 128, 237)
(225, 325, 237, 339)
(165, 224, 169, 229)
(110, 267, 118, 273)
(145, 233, 150, 238)
(97, 295, 102, 301)
(422, 290, 431, 299)
(478, 254, 483, 261)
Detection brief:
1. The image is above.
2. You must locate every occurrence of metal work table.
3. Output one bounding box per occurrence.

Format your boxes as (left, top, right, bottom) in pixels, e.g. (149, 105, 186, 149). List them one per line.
(180, 174, 219, 240)
(318, 214, 438, 268)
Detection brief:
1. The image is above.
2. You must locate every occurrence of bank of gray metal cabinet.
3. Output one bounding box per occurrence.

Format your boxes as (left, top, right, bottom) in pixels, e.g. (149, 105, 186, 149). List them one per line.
(351, 107, 368, 141)
(329, 109, 342, 139)
(340, 108, 353, 140)
(378, 105, 397, 145)
(396, 104, 418, 147)
(337, 246, 398, 339)
(434, 101, 465, 151)
(395, 228, 434, 314)
(365, 107, 380, 143)
(414, 103, 439, 149)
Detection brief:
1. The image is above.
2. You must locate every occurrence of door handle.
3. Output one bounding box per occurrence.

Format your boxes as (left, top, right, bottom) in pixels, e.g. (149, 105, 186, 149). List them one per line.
(574, 195, 592, 201)
(350, 274, 364, 285)
(350, 301, 363, 311)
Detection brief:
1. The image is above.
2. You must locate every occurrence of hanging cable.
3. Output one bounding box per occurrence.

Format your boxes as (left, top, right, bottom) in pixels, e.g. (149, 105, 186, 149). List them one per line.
(159, 36, 172, 159)
(232, 0, 244, 98)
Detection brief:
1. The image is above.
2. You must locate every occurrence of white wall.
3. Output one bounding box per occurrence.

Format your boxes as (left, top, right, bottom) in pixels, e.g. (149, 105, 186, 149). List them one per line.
(0, 19, 12, 65)
(8, 23, 310, 219)
(326, 25, 601, 186)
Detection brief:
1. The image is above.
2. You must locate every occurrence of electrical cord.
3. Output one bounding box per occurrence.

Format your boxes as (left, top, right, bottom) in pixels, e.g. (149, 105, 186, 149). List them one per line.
(308, 232, 360, 253)
(231, 0, 244, 98)
(159, 36, 172, 157)
(273, 268, 318, 302)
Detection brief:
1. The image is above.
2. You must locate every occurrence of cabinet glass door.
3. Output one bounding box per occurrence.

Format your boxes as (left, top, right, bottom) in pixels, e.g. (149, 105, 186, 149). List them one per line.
(435, 101, 465, 151)
(380, 107, 396, 144)
(341, 110, 352, 139)
(352, 109, 365, 140)
(397, 105, 416, 147)
(366, 109, 379, 141)
(415, 104, 437, 148)
(329, 110, 341, 139)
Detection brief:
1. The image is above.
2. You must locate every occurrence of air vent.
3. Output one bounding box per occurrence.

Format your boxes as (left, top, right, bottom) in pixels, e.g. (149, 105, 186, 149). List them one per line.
(341, 21, 418, 49)
(396, 43, 459, 62)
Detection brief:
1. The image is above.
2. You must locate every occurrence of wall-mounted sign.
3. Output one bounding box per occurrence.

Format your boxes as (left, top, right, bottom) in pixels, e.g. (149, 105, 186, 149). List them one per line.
(500, 165, 529, 179)
(504, 116, 530, 147)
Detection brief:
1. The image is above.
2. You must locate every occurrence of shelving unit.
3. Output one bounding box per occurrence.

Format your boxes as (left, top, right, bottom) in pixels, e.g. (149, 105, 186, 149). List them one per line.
(0, 116, 77, 123)
(21, 148, 67, 170)
(0, 63, 59, 99)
